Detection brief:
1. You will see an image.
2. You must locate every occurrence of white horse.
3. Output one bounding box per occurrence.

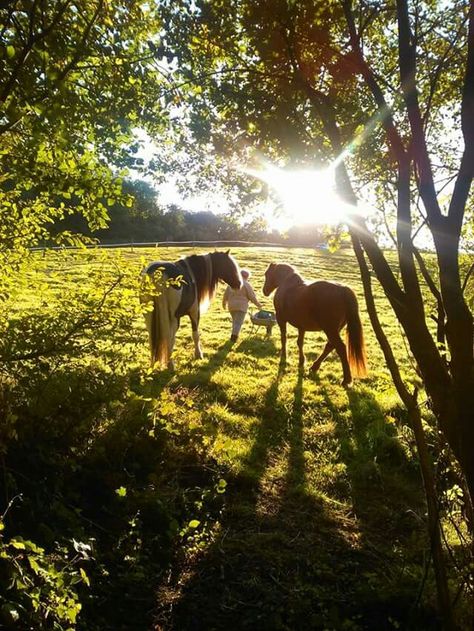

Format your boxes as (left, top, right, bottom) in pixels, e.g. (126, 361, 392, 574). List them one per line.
(141, 251, 242, 369)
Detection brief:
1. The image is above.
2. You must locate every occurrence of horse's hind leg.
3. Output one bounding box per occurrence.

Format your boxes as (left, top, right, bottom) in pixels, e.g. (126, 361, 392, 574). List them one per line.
(189, 306, 203, 359)
(297, 329, 305, 367)
(167, 317, 179, 370)
(310, 341, 334, 373)
(330, 333, 352, 386)
(192, 327, 203, 359)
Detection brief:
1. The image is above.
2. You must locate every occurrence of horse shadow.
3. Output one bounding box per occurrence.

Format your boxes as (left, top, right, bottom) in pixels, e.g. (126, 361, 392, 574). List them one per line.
(285, 368, 305, 491)
(235, 334, 277, 358)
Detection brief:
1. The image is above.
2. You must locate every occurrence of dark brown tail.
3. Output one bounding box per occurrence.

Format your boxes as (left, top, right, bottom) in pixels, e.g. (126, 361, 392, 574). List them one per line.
(345, 287, 367, 378)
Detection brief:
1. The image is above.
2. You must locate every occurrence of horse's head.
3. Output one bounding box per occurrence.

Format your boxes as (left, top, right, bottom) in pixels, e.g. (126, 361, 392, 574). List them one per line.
(212, 250, 242, 289)
(263, 263, 294, 296)
(263, 263, 278, 296)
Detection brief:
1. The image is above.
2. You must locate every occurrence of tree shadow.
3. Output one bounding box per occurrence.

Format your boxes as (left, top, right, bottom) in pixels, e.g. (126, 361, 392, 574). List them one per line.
(321, 385, 418, 514)
(317, 384, 438, 628)
(176, 339, 235, 391)
(155, 370, 399, 631)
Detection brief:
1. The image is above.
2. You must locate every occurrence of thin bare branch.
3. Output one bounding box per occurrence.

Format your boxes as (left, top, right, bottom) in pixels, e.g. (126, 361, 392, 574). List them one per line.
(396, 0, 443, 224)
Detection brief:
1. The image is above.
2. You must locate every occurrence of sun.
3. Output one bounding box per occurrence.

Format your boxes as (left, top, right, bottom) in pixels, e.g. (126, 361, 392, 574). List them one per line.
(245, 163, 354, 230)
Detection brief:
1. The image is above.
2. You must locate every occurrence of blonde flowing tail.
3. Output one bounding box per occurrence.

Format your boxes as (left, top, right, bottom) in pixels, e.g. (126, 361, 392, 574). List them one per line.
(150, 292, 172, 367)
(141, 270, 173, 367)
(345, 287, 367, 377)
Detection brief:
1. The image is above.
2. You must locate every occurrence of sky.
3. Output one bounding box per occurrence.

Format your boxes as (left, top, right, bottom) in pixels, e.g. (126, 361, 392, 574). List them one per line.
(132, 128, 364, 232)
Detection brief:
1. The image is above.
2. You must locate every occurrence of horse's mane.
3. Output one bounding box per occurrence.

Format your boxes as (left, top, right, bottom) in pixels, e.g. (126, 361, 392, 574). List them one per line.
(182, 253, 219, 311)
(276, 263, 296, 274)
(275, 263, 304, 285)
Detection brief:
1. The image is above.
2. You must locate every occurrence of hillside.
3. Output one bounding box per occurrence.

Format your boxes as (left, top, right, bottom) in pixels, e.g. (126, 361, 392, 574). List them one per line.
(1, 246, 467, 630)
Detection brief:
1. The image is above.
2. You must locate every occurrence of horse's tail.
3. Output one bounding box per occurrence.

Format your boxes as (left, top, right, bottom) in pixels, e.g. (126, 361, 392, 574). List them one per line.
(344, 287, 367, 378)
(141, 270, 172, 368)
(150, 291, 172, 367)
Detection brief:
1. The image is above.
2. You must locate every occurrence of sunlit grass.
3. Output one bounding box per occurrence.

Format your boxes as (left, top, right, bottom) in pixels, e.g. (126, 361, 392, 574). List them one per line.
(18, 244, 456, 629)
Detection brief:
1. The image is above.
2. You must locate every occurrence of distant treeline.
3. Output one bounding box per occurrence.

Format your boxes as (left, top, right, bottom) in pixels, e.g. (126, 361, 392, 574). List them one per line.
(57, 179, 326, 247)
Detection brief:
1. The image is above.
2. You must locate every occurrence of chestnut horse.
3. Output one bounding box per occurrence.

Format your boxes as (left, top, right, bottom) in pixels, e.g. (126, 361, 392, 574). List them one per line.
(141, 251, 242, 369)
(263, 263, 367, 385)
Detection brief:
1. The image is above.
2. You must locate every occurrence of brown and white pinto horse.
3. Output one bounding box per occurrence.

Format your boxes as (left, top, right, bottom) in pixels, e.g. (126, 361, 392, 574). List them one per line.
(141, 251, 242, 368)
(263, 263, 367, 385)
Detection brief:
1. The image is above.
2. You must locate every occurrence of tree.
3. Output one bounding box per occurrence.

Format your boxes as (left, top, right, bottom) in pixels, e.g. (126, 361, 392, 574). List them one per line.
(155, 1, 474, 620)
(156, 0, 474, 498)
(0, 0, 166, 268)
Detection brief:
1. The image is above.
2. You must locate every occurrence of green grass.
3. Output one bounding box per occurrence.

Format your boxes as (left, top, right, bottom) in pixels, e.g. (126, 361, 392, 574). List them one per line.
(3, 245, 459, 630)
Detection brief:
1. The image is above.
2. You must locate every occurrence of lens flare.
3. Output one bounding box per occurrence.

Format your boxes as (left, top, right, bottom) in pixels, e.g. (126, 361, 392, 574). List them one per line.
(243, 162, 356, 229)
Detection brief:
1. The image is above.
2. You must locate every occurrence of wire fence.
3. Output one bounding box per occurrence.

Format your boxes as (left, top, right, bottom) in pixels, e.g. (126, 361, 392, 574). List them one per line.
(30, 240, 383, 286)
(31, 239, 323, 251)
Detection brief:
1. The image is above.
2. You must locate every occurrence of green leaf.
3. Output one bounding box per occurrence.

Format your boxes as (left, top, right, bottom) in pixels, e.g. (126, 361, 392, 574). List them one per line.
(28, 556, 41, 574)
(188, 519, 200, 529)
(10, 539, 26, 549)
(80, 567, 91, 587)
(1, 604, 19, 622)
(6, 45, 15, 59)
(217, 478, 227, 493)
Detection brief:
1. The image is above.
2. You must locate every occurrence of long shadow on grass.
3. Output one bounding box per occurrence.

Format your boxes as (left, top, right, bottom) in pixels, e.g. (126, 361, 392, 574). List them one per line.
(285, 368, 306, 490)
(175, 336, 277, 413)
(321, 385, 420, 527)
(155, 369, 393, 630)
(318, 384, 438, 628)
(177, 339, 235, 391)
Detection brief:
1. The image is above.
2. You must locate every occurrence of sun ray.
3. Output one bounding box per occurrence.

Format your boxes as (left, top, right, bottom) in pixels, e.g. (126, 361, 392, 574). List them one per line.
(243, 162, 356, 229)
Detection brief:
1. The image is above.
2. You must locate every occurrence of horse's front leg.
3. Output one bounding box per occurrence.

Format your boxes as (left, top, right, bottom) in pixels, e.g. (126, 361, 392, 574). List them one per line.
(192, 327, 203, 359)
(278, 319, 287, 365)
(297, 329, 305, 368)
(189, 307, 203, 359)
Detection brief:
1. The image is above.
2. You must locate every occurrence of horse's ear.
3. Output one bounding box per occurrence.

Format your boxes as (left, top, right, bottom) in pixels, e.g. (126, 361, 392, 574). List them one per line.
(226, 249, 230, 255)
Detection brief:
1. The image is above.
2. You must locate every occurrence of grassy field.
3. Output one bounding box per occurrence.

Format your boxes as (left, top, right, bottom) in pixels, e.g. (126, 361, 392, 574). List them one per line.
(3, 245, 464, 630)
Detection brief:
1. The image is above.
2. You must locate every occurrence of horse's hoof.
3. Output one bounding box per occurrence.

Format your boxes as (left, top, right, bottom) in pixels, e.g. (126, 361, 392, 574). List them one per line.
(342, 380, 353, 388)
